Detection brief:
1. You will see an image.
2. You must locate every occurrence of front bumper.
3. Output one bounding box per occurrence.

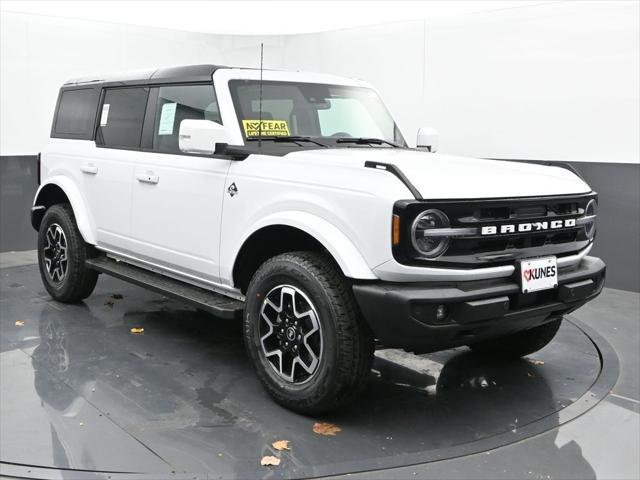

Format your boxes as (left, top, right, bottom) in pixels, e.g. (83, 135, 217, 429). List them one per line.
(352, 256, 605, 353)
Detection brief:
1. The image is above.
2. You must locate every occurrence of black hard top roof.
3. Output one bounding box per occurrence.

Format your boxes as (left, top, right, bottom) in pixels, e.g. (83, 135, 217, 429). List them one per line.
(63, 64, 232, 88)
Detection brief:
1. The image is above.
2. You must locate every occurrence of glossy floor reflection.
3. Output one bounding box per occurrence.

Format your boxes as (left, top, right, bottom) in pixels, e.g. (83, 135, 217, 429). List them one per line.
(0, 263, 608, 479)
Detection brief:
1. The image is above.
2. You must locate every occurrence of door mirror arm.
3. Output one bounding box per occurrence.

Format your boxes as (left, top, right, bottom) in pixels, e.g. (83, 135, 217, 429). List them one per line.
(214, 143, 250, 160)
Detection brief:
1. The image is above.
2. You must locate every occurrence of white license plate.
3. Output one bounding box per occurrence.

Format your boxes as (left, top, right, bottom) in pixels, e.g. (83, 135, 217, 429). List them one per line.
(519, 256, 558, 293)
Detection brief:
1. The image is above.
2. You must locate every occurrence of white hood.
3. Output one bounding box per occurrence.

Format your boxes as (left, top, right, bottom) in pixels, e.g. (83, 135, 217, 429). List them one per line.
(287, 148, 591, 199)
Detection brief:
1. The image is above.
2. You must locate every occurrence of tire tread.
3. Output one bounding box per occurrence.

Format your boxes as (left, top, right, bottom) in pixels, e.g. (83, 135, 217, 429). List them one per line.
(38, 204, 98, 303)
(245, 251, 373, 415)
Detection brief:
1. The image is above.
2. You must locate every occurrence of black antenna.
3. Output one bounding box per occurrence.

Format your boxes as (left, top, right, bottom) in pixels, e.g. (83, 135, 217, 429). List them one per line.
(258, 42, 264, 152)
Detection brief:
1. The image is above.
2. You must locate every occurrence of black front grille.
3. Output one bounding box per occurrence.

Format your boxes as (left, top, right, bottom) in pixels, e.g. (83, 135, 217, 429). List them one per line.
(394, 193, 596, 268)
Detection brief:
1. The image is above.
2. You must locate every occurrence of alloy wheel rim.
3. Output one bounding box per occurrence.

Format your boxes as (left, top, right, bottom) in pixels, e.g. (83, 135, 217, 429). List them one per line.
(259, 284, 323, 384)
(43, 223, 68, 283)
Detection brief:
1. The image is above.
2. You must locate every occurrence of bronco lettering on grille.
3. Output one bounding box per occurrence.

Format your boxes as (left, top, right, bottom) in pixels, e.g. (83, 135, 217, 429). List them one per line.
(481, 218, 576, 236)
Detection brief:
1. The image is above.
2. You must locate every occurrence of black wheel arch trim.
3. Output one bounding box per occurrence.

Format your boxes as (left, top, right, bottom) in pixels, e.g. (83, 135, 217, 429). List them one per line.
(31, 184, 72, 231)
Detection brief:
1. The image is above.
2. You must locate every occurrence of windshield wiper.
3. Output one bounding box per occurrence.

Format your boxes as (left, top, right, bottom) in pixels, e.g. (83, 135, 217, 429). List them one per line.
(335, 137, 401, 148)
(247, 136, 328, 148)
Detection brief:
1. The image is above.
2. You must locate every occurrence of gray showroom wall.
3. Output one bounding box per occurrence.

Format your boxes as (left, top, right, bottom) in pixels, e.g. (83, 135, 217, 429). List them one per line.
(0, 156, 38, 252)
(567, 162, 640, 292)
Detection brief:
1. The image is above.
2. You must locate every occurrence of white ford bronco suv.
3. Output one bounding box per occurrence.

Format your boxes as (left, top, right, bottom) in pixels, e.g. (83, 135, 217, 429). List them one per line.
(32, 64, 605, 414)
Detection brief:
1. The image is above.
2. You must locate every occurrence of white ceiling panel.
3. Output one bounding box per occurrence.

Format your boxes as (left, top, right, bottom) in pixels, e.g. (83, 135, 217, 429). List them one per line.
(0, 0, 555, 35)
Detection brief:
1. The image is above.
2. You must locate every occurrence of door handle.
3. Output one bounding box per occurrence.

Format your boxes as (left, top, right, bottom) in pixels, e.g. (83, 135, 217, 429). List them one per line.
(136, 173, 159, 184)
(80, 164, 98, 175)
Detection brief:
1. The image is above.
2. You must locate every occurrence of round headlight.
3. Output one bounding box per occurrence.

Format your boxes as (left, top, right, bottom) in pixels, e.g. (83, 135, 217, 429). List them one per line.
(411, 209, 451, 258)
(584, 199, 597, 240)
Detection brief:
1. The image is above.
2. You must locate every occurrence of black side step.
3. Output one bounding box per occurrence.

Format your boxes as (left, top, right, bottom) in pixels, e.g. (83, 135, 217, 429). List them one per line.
(86, 257, 244, 319)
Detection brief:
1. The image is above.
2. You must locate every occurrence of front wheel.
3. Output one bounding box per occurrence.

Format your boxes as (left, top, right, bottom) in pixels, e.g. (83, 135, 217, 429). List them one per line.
(244, 251, 374, 415)
(469, 317, 562, 358)
(37, 204, 99, 303)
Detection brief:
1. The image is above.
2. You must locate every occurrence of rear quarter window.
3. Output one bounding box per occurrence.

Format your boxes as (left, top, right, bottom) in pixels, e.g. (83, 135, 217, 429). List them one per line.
(53, 88, 100, 139)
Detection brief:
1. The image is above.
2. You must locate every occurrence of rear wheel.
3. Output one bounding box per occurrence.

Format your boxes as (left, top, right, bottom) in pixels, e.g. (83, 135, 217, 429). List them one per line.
(38, 204, 98, 303)
(244, 251, 374, 415)
(469, 317, 562, 358)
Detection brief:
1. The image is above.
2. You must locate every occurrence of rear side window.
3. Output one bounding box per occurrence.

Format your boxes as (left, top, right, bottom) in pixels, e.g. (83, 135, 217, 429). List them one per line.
(151, 84, 220, 154)
(53, 88, 99, 138)
(96, 87, 149, 149)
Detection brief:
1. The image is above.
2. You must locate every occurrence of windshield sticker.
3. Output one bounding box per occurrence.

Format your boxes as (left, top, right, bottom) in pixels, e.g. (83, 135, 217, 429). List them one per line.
(158, 103, 177, 135)
(100, 104, 110, 126)
(242, 119, 290, 137)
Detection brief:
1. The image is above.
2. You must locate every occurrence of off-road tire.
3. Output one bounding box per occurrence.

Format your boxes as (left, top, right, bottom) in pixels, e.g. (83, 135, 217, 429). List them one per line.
(244, 251, 374, 415)
(37, 204, 99, 302)
(469, 317, 562, 358)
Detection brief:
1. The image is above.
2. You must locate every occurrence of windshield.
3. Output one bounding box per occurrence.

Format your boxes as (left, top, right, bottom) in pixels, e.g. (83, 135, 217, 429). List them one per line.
(228, 80, 407, 148)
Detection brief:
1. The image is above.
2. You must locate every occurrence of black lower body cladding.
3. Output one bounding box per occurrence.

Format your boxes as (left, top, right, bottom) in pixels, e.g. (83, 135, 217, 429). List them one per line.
(352, 256, 605, 353)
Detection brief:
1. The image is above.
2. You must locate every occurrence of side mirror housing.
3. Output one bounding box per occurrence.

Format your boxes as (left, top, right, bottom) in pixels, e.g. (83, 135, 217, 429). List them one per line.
(416, 127, 438, 153)
(179, 119, 231, 155)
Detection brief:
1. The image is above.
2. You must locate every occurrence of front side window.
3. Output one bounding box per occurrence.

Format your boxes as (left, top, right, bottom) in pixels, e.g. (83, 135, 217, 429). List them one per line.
(96, 87, 149, 149)
(152, 84, 220, 154)
(229, 80, 406, 149)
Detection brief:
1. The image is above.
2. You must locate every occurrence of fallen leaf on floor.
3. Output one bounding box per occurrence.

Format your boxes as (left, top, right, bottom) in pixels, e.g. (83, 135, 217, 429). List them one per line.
(527, 359, 545, 366)
(313, 422, 341, 436)
(130, 327, 145, 334)
(104, 300, 114, 307)
(111, 293, 124, 299)
(272, 440, 290, 451)
(260, 455, 280, 466)
(14, 320, 25, 327)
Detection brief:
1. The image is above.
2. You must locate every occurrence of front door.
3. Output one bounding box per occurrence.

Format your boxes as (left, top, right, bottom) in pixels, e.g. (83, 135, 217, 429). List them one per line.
(130, 84, 230, 285)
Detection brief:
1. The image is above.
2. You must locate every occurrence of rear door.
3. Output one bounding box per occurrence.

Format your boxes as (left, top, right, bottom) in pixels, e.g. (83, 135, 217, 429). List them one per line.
(129, 84, 231, 285)
(88, 86, 149, 252)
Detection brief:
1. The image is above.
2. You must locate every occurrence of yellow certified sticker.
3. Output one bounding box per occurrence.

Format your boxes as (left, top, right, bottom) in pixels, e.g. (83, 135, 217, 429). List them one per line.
(242, 119, 290, 137)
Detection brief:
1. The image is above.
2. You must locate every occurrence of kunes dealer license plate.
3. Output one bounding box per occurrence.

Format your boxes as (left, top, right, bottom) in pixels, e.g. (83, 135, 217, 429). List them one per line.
(519, 256, 558, 293)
